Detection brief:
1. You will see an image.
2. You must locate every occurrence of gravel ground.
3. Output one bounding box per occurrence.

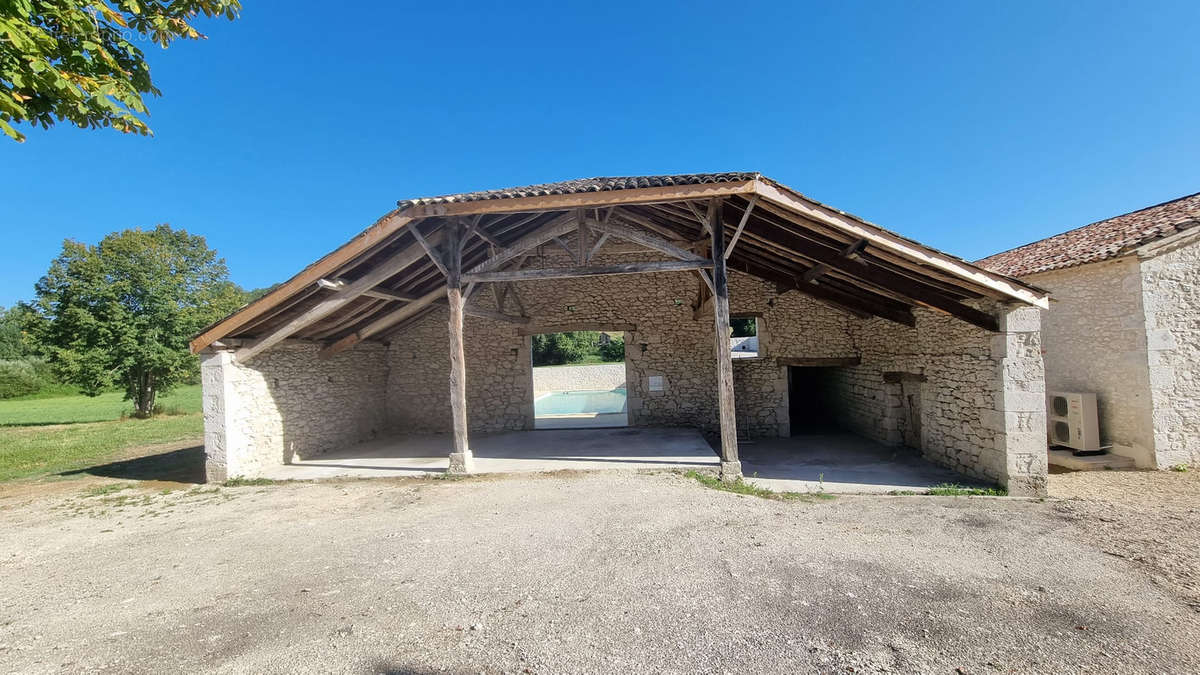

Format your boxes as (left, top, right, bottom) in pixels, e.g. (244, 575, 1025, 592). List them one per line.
(1049, 468, 1200, 612)
(1, 469, 1198, 674)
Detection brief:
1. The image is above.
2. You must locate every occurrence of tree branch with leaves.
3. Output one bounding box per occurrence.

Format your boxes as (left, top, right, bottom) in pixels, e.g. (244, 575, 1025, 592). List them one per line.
(0, 0, 240, 142)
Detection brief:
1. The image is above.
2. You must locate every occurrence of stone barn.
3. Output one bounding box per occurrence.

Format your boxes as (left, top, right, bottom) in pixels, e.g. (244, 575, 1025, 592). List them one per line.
(979, 190, 1200, 469)
(192, 173, 1051, 495)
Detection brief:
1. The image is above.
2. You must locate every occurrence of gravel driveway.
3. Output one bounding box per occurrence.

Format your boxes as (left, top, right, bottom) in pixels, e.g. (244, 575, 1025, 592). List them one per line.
(2, 469, 1198, 673)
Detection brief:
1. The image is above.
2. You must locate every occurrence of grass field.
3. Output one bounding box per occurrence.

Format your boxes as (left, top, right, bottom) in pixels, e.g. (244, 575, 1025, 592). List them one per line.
(0, 385, 202, 426)
(0, 385, 204, 483)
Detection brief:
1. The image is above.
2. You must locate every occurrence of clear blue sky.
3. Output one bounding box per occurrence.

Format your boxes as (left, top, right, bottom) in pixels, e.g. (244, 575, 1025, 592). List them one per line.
(2, 0, 1198, 307)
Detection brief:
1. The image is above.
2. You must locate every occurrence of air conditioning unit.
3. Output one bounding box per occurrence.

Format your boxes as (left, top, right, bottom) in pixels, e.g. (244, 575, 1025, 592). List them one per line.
(1046, 392, 1100, 452)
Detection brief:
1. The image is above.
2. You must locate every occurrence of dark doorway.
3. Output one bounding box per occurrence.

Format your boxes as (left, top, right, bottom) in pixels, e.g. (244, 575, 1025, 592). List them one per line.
(787, 366, 842, 434)
(899, 379, 922, 449)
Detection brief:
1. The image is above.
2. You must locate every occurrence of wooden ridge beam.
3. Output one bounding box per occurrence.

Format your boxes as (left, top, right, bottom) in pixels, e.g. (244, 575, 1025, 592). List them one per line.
(463, 259, 714, 283)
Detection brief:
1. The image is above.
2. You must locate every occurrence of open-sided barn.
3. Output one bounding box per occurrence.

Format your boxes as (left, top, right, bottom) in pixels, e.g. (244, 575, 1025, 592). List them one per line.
(192, 173, 1051, 495)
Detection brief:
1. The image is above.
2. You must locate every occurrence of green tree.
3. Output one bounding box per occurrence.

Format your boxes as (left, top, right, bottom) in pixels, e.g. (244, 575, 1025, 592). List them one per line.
(30, 224, 244, 416)
(730, 317, 757, 337)
(597, 334, 624, 362)
(0, 0, 241, 142)
(0, 305, 36, 359)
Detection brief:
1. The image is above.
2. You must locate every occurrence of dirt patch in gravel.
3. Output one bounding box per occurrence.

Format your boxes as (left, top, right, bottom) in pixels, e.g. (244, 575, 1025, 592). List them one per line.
(1050, 468, 1200, 611)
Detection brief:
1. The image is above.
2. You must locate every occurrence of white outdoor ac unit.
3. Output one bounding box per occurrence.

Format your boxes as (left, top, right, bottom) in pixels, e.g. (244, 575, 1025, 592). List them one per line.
(1046, 392, 1100, 452)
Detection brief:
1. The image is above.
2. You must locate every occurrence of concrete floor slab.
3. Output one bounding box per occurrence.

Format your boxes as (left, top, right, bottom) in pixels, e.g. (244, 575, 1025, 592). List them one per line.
(261, 427, 718, 480)
(738, 433, 983, 494)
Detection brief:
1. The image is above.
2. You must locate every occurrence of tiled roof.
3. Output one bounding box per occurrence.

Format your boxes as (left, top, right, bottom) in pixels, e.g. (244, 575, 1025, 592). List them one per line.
(397, 172, 759, 208)
(977, 191, 1200, 277)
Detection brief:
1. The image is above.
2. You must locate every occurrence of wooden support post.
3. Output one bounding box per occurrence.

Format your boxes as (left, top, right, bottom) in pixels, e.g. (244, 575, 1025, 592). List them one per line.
(709, 197, 740, 480)
(445, 221, 472, 474)
(576, 208, 590, 264)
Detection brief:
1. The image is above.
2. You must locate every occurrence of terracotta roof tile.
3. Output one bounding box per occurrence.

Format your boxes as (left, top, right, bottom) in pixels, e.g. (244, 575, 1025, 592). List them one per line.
(977, 191, 1200, 277)
(396, 172, 759, 208)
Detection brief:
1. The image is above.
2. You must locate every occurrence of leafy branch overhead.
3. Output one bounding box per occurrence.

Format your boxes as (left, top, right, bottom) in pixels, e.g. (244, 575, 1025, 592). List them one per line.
(0, 0, 241, 142)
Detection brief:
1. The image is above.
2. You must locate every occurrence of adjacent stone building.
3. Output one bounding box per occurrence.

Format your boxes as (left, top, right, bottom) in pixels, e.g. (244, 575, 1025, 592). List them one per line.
(194, 173, 1051, 494)
(979, 191, 1200, 469)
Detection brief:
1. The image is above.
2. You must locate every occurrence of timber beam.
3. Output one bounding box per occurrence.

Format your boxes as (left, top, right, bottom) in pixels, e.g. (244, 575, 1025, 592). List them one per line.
(733, 213, 999, 331)
(234, 230, 445, 363)
(777, 356, 861, 367)
(463, 259, 713, 283)
(587, 219, 706, 261)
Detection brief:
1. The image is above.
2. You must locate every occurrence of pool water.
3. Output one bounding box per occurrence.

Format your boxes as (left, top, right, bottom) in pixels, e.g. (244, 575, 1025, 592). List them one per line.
(535, 388, 627, 416)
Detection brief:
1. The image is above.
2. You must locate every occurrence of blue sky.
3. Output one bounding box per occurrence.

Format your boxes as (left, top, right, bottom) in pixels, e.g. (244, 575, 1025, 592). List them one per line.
(2, 0, 1198, 307)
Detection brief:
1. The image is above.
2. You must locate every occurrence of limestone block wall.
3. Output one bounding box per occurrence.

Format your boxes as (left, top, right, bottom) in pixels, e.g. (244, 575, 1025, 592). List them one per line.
(1024, 260, 1155, 466)
(532, 363, 626, 394)
(386, 303, 532, 435)
(201, 342, 388, 481)
(1140, 238, 1200, 467)
(822, 302, 1047, 494)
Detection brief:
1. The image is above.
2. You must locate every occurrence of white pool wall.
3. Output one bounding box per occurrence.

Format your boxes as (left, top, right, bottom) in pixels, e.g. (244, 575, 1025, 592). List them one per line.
(532, 363, 626, 395)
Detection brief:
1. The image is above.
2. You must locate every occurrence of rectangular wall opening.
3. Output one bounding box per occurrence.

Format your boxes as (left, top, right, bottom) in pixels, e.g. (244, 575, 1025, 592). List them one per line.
(530, 331, 628, 430)
(787, 366, 844, 435)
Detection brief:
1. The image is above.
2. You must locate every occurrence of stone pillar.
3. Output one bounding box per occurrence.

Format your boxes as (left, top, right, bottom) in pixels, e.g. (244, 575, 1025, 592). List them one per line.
(200, 349, 238, 483)
(992, 305, 1049, 496)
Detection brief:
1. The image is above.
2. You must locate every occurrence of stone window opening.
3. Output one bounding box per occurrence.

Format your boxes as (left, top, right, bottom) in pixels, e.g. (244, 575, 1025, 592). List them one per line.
(730, 314, 764, 359)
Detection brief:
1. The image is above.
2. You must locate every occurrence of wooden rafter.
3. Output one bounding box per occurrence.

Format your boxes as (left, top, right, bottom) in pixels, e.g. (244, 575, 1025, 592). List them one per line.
(588, 219, 705, 261)
(725, 209, 999, 331)
(409, 222, 449, 277)
(234, 230, 446, 363)
(470, 213, 577, 273)
(463, 259, 714, 283)
(751, 179, 1048, 309)
(723, 195, 758, 259)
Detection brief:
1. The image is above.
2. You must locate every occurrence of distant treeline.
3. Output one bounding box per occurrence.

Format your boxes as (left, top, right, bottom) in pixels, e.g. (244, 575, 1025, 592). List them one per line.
(531, 331, 625, 367)
(0, 283, 273, 400)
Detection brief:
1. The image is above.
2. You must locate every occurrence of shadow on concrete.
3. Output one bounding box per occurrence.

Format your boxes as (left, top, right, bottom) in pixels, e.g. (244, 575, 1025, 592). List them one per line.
(58, 445, 206, 484)
(737, 432, 983, 493)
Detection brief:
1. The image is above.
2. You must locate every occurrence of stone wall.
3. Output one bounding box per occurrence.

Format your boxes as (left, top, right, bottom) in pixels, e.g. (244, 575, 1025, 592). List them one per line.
(822, 302, 1047, 493)
(532, 363, 626, 394)
(1024, 260, 1155, 466)
(1139, 238, 1200, 467)
(201, 342, 388, 481)
(386, 302, 532, 435)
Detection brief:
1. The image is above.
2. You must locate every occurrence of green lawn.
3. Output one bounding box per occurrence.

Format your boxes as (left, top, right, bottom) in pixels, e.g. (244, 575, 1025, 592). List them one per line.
(0, 413, 203, 482)
(0, 385, 202, 426)
(0, 385, 205, 483)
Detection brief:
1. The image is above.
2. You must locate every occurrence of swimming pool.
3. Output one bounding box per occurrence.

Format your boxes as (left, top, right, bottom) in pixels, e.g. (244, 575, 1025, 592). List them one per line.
(535, 388, 627, 416)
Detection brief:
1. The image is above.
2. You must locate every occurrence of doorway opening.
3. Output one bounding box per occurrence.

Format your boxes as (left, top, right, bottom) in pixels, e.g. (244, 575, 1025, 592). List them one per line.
(787, 366, 844, 434)
(531, 330, 628, 430)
